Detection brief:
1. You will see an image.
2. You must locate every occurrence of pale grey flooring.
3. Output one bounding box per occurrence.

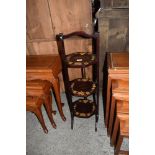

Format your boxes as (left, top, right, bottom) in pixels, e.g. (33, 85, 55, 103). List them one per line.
(26, 92, 116, 155)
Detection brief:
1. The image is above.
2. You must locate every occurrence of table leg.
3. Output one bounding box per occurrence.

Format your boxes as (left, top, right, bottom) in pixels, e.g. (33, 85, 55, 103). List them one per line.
(105, 76, 112, 127)
(44, 95, 57, 129)
(114, 135, 123, 155)
(52, 77, 66, 121)
(108, 96, 115, 136)
(111, 116, 119, 146)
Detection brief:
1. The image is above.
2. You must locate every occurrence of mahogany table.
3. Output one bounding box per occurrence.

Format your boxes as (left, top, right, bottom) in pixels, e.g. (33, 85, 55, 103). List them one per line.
(26, 54, 66, 121)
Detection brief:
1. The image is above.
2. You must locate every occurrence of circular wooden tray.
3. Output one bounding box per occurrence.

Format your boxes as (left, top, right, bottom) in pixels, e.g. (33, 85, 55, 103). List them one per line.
(65, 52, 96, 67)
(73, 99, 96, 118)
(70, 78, 96, 97)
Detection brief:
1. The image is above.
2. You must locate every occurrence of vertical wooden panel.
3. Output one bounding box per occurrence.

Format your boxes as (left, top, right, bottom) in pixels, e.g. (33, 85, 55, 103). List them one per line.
(112, 0, 129, 8)
(26, 0, 93, 55)
(26, 39, 92, 55)
(26, 44, 30, 55)
(48, 0, 92, 34)
(26, 0, 54, 40)
(26, 44, 32, 55)
(108, 18, 128, 52)
(103, 0, 111, 8)
(26, 41, 58, 55)
(64, 39, 92, 54)
(26, 0, 93, 91)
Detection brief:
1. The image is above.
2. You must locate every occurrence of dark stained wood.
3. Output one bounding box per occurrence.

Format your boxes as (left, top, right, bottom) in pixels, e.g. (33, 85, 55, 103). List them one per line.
(56, 31, 100, 131)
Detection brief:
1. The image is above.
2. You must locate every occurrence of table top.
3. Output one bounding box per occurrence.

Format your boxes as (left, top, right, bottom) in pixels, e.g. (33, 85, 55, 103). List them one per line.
(26, 54, 61, 79)
(27, 54, 60, 70)
(107, 52, 129, 74)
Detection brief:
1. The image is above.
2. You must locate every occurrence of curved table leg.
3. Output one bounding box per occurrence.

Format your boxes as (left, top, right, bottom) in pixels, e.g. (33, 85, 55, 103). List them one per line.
(34, 108, 48, 134)
(44, 95, 57, 129)
(52, 77, 66, 121)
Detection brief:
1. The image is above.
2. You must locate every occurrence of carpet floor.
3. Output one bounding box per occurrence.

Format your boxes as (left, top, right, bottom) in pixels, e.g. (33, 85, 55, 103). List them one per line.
(26, 92, 128, 155)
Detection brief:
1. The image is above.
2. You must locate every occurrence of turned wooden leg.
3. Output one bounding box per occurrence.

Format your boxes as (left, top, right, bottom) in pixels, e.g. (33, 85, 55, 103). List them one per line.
(111, 116, 119, 146)
(114, 135, 123, 155)
(44, 95, 57, 129)
(52, 77, 66, 121)
(34, 107, 48, 134)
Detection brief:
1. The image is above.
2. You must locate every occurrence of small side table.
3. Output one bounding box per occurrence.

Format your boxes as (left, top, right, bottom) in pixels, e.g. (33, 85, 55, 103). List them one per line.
(26, 55, 66, 121)
(103, 52, 129, 127)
